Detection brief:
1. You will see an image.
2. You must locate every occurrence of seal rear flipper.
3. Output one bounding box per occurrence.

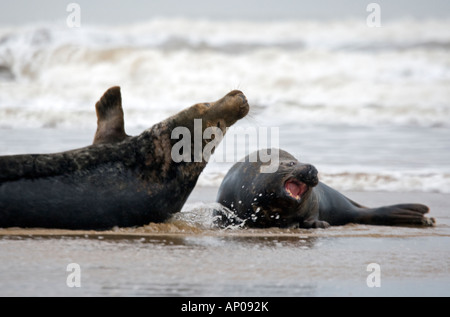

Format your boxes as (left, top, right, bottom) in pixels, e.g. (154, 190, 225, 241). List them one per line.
(356, 204, 435, 227)
(93, 86, 130, 145)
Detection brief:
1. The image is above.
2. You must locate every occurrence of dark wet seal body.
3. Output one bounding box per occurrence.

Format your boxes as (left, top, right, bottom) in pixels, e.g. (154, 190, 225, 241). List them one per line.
(216, 149, 435, 228)
(0, 88, 249, 229)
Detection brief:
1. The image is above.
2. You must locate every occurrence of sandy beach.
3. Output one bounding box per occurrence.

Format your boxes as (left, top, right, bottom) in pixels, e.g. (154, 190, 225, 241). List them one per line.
(0, 187, 448, 297)
(1, 0, 449, 298)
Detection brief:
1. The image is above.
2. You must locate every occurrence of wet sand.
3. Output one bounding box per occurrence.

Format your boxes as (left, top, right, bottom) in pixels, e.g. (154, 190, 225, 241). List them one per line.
(0, 187, 449, 297)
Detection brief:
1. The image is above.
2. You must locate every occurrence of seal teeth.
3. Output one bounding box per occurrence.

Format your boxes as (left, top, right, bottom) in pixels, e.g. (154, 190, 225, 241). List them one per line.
(285, 179, 307, 200)
(286, 188, 300, 200)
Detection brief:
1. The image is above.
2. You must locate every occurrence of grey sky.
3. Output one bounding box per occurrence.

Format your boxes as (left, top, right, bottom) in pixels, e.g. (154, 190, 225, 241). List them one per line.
(1, 0, 450, 26)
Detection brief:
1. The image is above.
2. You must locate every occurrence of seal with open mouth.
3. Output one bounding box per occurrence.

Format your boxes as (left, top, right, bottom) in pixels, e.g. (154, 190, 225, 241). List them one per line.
(0, 87, 249, 229)
(216, 149, 435, 228)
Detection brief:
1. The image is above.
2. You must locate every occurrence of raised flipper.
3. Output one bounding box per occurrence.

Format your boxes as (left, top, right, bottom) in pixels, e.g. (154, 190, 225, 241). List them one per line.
(93, 86, 130, 145)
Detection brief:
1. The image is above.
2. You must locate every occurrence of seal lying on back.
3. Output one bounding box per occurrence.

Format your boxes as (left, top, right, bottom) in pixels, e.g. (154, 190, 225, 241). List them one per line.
(0, 87, 249, 229)
(216, 149, 435, 228)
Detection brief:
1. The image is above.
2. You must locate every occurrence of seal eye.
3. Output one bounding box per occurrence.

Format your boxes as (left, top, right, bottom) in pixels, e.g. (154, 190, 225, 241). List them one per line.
(289, 162, 296, 166)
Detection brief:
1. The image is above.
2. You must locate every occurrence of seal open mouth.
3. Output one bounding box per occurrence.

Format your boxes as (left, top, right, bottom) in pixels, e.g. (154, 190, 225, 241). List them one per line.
(285, 179, 308, 200)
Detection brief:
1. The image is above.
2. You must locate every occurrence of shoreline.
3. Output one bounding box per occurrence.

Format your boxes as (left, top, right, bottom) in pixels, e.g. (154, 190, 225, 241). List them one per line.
(1, 187, 448, 297)
(1, 187, 448, 238)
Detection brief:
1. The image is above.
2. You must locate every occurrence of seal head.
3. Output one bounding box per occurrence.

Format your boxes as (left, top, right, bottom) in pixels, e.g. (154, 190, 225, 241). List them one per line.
(169, 90, 249, 163)
(217, 149, 323, 228)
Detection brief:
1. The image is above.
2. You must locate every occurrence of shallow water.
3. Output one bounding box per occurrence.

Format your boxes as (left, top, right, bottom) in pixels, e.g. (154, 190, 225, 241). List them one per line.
(1, 188, 449, 297)
(1, 231, 448, 297)
(0, 126, 449, 297)
(1, 17, 450, 297)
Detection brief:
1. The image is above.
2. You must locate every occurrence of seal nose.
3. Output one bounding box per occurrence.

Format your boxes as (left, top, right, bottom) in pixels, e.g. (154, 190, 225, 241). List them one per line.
(235, 92, 249, 119)
(297, 164, 319, 187)
(239, 94, 248, 106)
(225, 90, 248, 108)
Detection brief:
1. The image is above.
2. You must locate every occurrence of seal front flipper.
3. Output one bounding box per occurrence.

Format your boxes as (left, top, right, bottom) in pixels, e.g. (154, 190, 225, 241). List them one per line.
(93, 86, 130, 145)
(302, 218, 330, 229)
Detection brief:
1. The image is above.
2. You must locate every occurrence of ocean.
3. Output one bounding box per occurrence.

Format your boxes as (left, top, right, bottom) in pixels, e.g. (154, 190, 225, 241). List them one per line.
(1, 18, 449, 192)
(1, 16, 450, 297)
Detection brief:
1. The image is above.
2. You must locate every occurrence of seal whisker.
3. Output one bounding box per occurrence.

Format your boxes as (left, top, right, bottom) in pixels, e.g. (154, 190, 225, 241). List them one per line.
(242, 114, 261, 127)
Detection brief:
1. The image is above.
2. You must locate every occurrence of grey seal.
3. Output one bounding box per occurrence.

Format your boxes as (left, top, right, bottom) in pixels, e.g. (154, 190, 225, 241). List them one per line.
(216, 149, 435, 228)
(0, 87, 249, 229)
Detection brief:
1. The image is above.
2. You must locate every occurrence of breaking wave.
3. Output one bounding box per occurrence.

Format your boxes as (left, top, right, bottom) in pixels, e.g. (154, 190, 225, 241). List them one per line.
(197, 170, 450, 194)
(1, 18, 449, 193)
(0, 18, 449, 128)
